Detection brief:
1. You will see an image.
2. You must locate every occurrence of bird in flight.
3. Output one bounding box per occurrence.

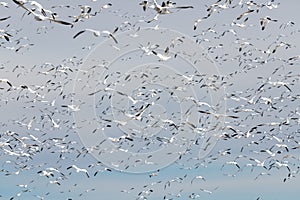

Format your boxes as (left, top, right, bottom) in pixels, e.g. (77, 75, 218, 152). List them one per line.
(142, 0, 193, 23)
(73, 27, 118, 44)
(67, 165, 90, 178)
(152, 46, 171, 61)
(12, 0, 73, 26)
(260, 16, 278, 30)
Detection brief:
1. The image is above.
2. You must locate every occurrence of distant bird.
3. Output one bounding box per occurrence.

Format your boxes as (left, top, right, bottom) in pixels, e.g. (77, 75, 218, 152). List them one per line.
(272, 143, 289, 152)
(248, 158, 267, 170)
(0, 30, 12, 41)
(151, 0, 193, 14)
(145, 0, 193, 22)
(67, 165, 90, 178)
(100, 3, 112, 9)
(260, 149, 276, 157)
(139, 42, 159, 56)
(221, 161, 241, 170)
(263, 80, 292, 92)
(191, 175, 206, 184)
(47, 115, 60, 128)
(104, 87, 140, 104)
(73, 28, 118, 44)
(30, 1, 47, 16)
(15, 43, 34, 52)
(198, 110, 238, 119)
(129, 26, 141, 38)
(254, 172, 271, 180)
(139, 1, 148, 11)
(152, 46, 171, 61)
(260, 16, 277, 30)
(0, 78, 12, 87)
(37, 170, 54, 178)
(236, 9, 254, 20)
(0, 1, 9, 8)
(61, 104, 80, 112)
(12, 0, 73, 26)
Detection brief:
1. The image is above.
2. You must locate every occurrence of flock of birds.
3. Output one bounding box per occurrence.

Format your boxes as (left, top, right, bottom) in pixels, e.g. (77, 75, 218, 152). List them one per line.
(0, 0, 300, 199)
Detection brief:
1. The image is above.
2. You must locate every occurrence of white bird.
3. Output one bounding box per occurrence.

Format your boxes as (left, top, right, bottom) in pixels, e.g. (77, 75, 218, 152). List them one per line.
(26, 117, 35, 130)
(48, 180, 61, 186)
(271, 161, 290, 171)
(191, 175, 206, 184)
(199, 188, 213, 194)
(100, 3, 112, 9)
(231, 21, 247, 28)
(248, 158, 267, 170)
(48, 115, 60, 128)
(139, 1, 148, 11)
(146, 0, 193, 22)
(221, 161, 240, 170)
(129, 26, 141, 38)
(265, 1, 279, 9)
(260, 16, 277, 30)
(260, 149, 276, 157)
(152, 47, 171, 61)
(236, 9, 254, 20)
(15, 43, 34, 52)
(193, 10, 213, 30)
(139, 42, 159, 56)
(266, 80, 292, 92)
(37, 170, 54, 178)
(12, 0, 73, 26)
(0, 29, 13, 41)
(0, 2, 9, 8)
(273, 143, 289, 152)
(73, 28, 118, 44)
(30, 1, 47, 16)
(0, 78, 12, 87)
(61, 104, 80, 112)
(67, 165, 90, 178)
(198, 110, 238, 119)
(151, 0, 193, 14)
(125, 104, 150, 121)
(254, 172, 271, 180)
(104, 87, 140, 104)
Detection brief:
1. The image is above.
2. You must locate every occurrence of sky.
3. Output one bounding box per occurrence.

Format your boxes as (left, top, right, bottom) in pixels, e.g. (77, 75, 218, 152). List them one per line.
(0, 0, 300, 199)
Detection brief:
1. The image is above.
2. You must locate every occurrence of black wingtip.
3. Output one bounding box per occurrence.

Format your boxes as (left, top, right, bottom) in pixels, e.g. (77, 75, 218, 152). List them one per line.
(73, 30, 85, 39)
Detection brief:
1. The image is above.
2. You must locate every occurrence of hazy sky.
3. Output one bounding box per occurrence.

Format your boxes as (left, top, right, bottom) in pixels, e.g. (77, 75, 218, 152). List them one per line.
(0, 0, 300, 199)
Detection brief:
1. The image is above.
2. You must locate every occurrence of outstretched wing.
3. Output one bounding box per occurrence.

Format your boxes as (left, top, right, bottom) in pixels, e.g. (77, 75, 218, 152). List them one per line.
(73, 30, 86, 39)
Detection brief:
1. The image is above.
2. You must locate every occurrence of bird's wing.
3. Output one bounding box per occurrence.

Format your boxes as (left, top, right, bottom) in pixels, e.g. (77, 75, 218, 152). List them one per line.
(109, 33, 118, 44)
(12, 0, 34, 14)
(173, 5, 193, 9)
(112, 27, 118, 34)
(0, 16, 11, 21)
(3, 34, 10, 41)
(51, 18, 73, 26)
(73, 30, 86, 39)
